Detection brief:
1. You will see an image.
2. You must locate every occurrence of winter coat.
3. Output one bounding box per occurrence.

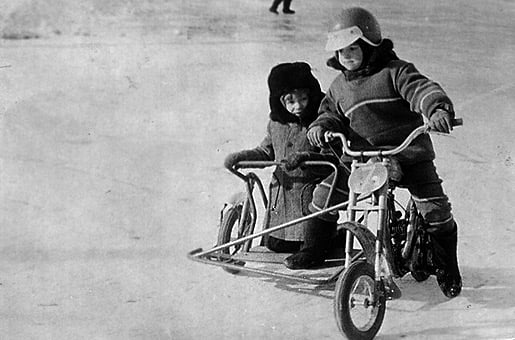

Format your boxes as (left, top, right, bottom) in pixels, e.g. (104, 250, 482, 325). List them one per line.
(231, 62, 329, 241)
(259, 120, 326, 241)
(312, 39, 455, 164)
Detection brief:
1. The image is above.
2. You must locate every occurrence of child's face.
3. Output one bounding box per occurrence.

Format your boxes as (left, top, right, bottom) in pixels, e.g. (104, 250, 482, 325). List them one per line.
(281, 90, 309, 116)
(337, 43, 363, 71)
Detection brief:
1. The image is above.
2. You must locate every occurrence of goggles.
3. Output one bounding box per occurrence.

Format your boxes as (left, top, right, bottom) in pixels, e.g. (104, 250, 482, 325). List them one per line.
(325, 26, 381, 51)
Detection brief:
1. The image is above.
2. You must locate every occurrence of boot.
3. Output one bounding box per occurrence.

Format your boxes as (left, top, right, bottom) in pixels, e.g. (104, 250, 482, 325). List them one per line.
(331, 226, 346, 249)
(265, 235, 302, 253)
(429, 223, 462, 298)
(282, 0, 295, 14)
(283, 218, 335, 269)
(269, 0, 280, 14)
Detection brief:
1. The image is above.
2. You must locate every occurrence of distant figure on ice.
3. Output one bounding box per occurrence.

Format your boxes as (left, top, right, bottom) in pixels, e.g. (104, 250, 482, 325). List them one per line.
(269, 0, 295, 14)
(224, 62, 338, 257)
(290, 7, 462, 298)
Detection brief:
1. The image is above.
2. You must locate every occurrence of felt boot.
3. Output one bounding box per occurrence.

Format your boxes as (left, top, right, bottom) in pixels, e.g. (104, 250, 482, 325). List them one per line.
(269, 0, 280, 13)
(282, 0, 295, 14)
(429, 223, 462, 298)
(265, 235, 302, 253)
(283, 218, 335, 269)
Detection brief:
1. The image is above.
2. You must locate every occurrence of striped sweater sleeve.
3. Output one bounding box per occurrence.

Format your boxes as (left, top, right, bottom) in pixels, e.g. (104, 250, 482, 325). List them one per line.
(394, 62, 454, 119)
(309, 88, 347, 132)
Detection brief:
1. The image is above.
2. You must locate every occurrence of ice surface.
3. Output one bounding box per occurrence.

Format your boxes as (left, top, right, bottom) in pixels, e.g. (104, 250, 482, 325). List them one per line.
(0, 0, 514, 339)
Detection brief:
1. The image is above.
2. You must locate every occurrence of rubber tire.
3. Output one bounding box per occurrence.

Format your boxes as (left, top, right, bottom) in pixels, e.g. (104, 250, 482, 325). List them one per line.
(334, 261, 386, 340)
(217, 203, 251, 274)
(410, 205, 431, 283)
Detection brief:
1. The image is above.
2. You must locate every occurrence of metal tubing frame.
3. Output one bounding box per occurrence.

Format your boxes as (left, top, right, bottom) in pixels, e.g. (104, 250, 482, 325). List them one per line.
(189, 193, 371, 285)
(192, 197, 352, 258)
(238, 173, 262, 251)
(344, 160, 358, 268)
(188, 158, 379, 285)
(373, 184, 388, 284)
(195, 158, 392, 286)
(198, 160, 339, 258)
(187, 247, 366, 285)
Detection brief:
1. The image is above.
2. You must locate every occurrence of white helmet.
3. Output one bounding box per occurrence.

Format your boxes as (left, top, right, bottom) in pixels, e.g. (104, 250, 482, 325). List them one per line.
(326, 7, 382, 52)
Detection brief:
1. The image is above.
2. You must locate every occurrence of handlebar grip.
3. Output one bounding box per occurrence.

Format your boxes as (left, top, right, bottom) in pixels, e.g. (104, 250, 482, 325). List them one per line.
(451, 118, 463, 127)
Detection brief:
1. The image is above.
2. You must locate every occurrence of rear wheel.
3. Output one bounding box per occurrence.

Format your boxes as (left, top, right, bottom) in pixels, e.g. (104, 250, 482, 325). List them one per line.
(334, 261, 386, 340)
(408, 202, 431, 282)
(217, 203, 253, 274)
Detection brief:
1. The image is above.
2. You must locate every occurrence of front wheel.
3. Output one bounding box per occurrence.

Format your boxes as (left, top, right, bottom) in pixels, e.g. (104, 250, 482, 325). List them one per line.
(334, 261, 386, 340)
(217, 202, 253, 274)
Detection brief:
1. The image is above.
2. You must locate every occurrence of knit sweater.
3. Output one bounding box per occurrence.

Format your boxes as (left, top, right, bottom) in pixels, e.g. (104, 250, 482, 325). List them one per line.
(311, 59, 454, 164)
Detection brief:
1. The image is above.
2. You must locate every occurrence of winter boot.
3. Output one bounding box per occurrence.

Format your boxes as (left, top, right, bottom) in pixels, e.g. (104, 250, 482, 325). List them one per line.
(282, 0, 295, 14)
(331, 225, 346, 249)
(269, 0, 280, 14)
(265, 235, 302, 253)
(429, 223, 462, 298)
(283, 218, 335, 269)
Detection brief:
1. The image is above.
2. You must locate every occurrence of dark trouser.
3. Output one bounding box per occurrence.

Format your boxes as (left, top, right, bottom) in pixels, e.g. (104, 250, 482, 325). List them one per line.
(310, 160, 460, 282)
(310, 161, 455, 232)
(270, 0, 292, 10)
(401, 162, 461, 290)
(401, 161, 455, 234)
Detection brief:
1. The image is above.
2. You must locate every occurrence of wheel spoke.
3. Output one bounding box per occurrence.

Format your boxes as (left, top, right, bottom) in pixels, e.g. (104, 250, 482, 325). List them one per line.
(334, 261, 386, 338)
(349, 276, 378, 330)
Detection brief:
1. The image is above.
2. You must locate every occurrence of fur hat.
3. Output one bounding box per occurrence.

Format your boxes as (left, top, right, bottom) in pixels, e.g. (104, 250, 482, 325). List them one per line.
(267, 62, 324, 126)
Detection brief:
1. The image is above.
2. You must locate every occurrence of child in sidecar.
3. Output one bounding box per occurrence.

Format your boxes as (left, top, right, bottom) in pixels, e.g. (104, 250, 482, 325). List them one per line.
(224, 62, 342, 268)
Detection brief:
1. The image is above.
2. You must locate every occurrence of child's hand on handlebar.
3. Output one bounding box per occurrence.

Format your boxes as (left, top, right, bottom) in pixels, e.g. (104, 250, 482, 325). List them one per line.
(224, 150, 264, 169)
(307, 126, 327, 147)
(224, 152, 246, 169)
(428, 110, 454, 134)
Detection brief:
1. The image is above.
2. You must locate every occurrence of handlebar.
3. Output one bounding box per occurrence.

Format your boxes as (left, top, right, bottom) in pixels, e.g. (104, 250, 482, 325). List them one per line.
(233, 161, 283, 169)
(325, 118, 462, 158)
(228, 160, 338, 181)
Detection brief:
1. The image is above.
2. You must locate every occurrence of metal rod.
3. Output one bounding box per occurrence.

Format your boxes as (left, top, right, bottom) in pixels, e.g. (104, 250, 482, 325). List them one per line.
(192, 199, 352, 258)
(188, 248, 368, 285)
(188, 249, 337, 285)
(374, 185, 388, 282)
